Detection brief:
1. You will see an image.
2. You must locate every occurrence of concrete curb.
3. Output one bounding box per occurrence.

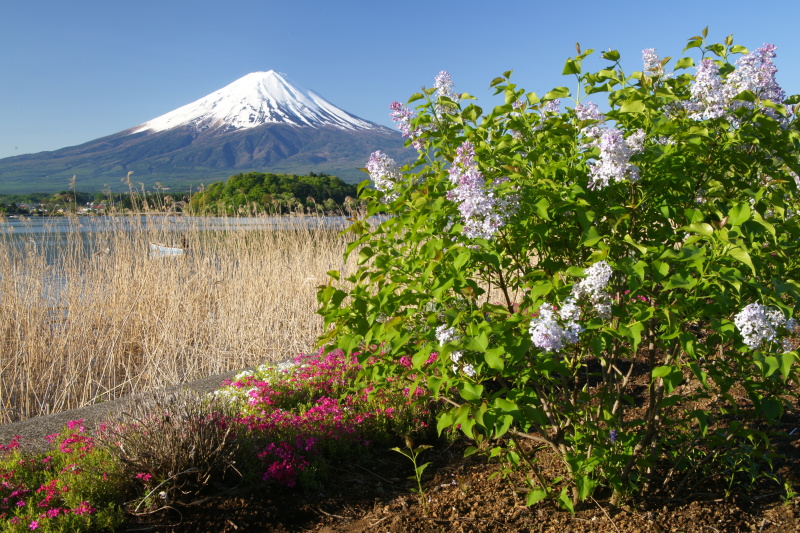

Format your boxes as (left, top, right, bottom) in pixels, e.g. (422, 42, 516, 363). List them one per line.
(0, 368, 249, 455)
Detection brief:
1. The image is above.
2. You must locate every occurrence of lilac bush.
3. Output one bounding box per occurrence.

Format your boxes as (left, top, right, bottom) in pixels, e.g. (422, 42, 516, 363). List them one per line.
(319, 29, 800, 508)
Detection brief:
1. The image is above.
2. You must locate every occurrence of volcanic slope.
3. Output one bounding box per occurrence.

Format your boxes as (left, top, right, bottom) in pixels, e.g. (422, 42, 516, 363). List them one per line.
(0, 71, 411, 193)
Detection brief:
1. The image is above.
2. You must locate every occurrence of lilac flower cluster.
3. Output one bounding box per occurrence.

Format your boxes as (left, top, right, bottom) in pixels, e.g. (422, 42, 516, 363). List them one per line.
(685, 45, 789, 124)
(686, 59, 728, 120)
(390, 101, 424, 150)
(446, 141, 516, 239)
(575, 101, 645, 189)
(434, 71, 459, 115)
(734, 302, 797, 350)
(529, 303, 583, 354)
(586, 127, 646, 190)
(366, 151, 401, 201)
(529, 261, 614, 354)
(568, 260, 614, 320)
(642, 48, 664, 76)
(435, 325, 474, 376)
(435, 325, 462, 345)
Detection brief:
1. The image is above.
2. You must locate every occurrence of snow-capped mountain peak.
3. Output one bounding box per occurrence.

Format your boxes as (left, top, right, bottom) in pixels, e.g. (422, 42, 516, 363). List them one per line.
(133, 70, 377, 134)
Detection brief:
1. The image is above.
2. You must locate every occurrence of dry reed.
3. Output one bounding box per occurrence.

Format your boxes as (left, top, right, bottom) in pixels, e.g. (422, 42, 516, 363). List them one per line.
(0, 213, 356, 424)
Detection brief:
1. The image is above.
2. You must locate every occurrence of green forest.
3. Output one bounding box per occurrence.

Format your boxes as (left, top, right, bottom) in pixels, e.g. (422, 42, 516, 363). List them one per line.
(187, 172, 361, 215)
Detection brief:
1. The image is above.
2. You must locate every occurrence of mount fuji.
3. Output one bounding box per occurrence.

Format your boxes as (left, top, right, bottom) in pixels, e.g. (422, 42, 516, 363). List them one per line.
(0, 71, 411, 193)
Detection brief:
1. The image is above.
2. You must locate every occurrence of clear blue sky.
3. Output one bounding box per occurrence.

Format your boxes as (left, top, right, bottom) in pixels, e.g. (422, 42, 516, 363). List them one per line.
(1, 0, 798, 160)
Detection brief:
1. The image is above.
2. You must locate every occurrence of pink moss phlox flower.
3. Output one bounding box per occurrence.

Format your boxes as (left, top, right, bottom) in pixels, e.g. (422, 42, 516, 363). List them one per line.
(71, 501, 95, 516)
(65, 420, 84, 431)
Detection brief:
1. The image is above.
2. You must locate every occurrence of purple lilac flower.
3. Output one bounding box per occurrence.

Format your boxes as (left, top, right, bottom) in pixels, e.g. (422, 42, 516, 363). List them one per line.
(389, 101, 423, 149)
(610, 429, 618, 442)
(642, 48, 663, 76)
(529, 303, 583, 354)
(587, 128, 642, 189)
(366, 151, 401, 201)
(576, 101, 605, 122)
(569, 261, 614, 320)
(734, 302, 794, 350)
(434, 70, 459, 114)
(686, 45, 789, 124)
(686, 58, 728, 121)
(726, 44, 785, 104)
(544, 99, 561, 114)
(446, 141, 516, 239)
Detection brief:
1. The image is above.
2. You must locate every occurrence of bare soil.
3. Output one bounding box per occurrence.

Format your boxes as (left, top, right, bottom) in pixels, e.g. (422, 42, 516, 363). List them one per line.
(123, 423, 800, 533)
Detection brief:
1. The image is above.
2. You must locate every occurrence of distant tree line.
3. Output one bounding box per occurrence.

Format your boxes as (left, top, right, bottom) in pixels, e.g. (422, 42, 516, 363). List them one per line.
(187, 172, 362, 215)
(0, 189, 192, 215)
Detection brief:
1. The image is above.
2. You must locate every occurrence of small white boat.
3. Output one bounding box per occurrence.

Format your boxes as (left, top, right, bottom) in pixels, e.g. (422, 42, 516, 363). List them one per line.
(149, 242, 186, 257)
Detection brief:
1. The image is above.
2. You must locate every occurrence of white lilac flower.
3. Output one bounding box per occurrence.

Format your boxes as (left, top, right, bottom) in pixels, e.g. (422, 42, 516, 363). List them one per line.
(366, 151, 401, 200)
(434, 70, 459, 115)
(558, 297, 582, 322)
(450, 349, 463, 374)
(436, 325, 462, 345)
(642, 48, 663, 76)
(461, 363, 476, 377)
(529, 303, 583, 354)
(447, 141, 517, 239)
(734, 302, 793, 350)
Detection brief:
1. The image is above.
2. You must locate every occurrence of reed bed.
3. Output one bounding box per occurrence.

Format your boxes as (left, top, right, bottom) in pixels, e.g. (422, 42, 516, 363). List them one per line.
(0, 213, 357, 424)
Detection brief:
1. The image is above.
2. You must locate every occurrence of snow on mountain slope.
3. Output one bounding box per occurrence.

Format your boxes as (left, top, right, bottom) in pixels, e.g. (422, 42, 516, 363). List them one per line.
(133, 71, 378, 134)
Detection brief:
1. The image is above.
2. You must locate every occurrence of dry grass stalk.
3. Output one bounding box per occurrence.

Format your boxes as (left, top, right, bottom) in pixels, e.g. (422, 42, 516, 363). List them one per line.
(0, 213, 356, 424)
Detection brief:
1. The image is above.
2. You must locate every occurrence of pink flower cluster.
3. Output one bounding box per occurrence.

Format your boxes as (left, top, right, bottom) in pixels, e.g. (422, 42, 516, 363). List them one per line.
(0, 423, 101, 529)
(226, 349, 420, 487)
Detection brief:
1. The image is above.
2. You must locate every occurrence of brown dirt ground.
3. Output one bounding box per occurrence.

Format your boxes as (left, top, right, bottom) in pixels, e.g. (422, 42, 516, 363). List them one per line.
(123, 419, 800, 533)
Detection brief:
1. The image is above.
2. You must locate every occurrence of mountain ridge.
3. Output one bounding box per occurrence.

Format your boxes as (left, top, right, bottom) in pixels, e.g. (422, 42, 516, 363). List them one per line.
(0, 72, 410, 193)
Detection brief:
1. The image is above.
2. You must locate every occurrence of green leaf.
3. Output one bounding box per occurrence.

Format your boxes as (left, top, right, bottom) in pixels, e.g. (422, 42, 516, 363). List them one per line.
(526, 488, 548, 506)
(459, 382, 485, 401)
(484, 347, 505, 371)
(727, 202, 751, 226)
(619, 99, 646, 114)
(652, 365, 672, 378)
(558, 487, 575, 513)
(534, 197, 551, 220)
(779, 352, 797, 382)
(728, 246, 755, 275)
(544, 87, 570, 100)
(529, 281, 553, 302)
(763, 356, 780, 378)
(680, 223, 714, 236)
(563, 58, 581, 75)
(602, 50, 620, 61)
(623, 234, 647, 254)
(407, 92, 425, 103)
(675, 57, 695, 70)
(620, 321, 645, 353)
